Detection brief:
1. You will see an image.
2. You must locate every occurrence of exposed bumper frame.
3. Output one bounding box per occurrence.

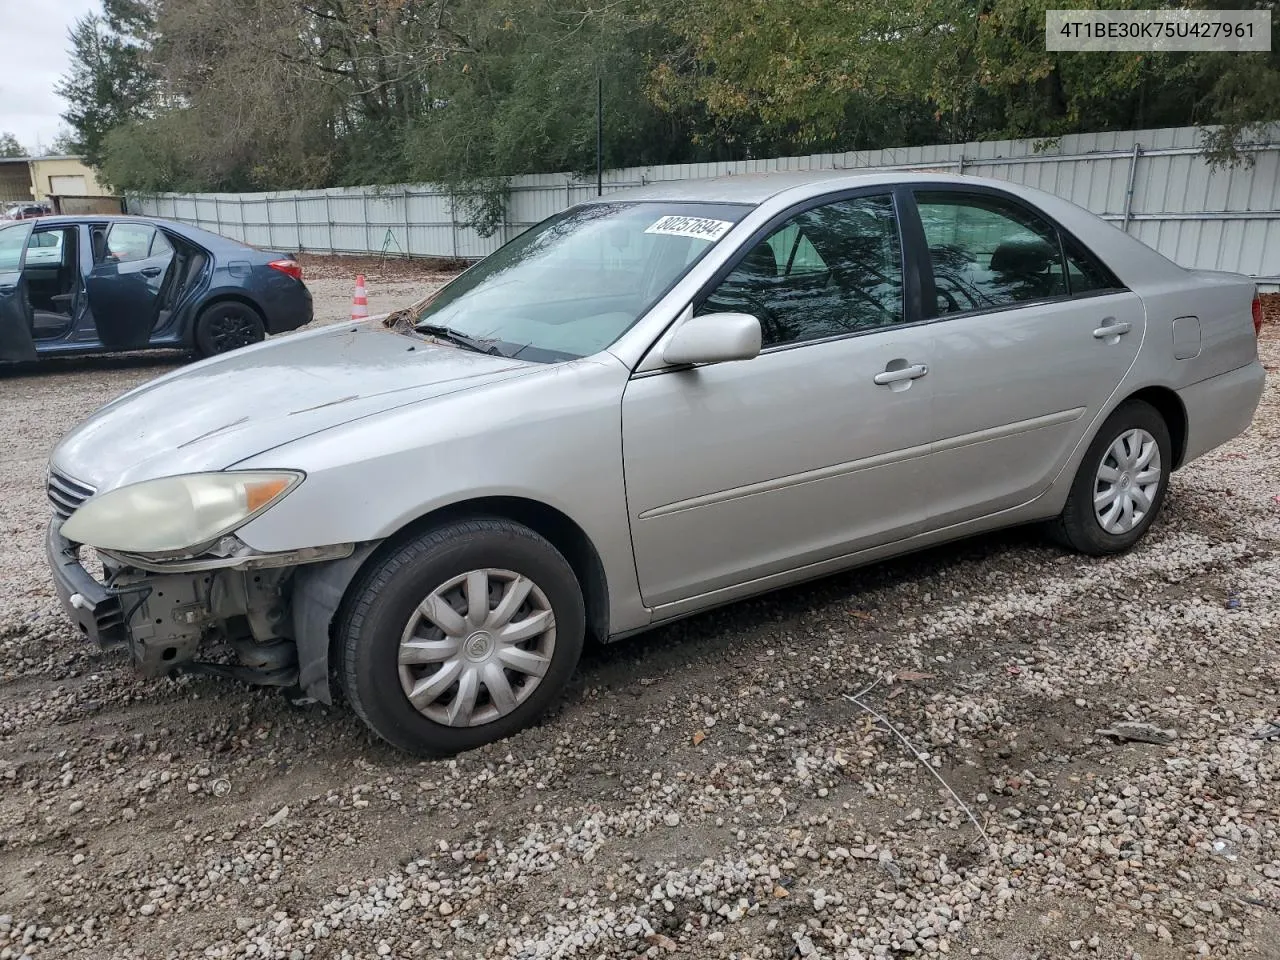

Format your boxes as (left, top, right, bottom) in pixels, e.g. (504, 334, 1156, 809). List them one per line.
(47, 522, 151, 649)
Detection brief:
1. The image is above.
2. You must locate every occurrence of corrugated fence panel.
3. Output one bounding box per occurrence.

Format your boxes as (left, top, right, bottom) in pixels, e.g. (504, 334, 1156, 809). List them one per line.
(127, 123, 1280, 285)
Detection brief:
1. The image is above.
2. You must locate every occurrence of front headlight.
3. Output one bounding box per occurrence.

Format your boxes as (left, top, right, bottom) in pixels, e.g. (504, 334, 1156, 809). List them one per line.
(60, 471, 303, 554)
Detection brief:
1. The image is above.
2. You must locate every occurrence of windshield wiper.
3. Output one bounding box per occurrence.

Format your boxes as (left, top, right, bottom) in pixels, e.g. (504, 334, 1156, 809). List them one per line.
(414, 323, 506, 356)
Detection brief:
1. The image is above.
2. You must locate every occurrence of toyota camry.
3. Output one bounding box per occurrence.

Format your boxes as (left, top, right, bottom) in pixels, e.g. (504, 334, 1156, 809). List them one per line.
(44, 172, 1265, 755)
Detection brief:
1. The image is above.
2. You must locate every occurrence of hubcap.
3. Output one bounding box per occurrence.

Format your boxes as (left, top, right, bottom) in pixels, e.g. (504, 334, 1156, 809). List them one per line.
(1093, 428, 1162, 535)
(398, 568, 556, 728)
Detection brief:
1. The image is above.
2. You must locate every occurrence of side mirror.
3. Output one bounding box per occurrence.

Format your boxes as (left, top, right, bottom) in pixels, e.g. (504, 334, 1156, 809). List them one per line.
(662, 311, 762, 366)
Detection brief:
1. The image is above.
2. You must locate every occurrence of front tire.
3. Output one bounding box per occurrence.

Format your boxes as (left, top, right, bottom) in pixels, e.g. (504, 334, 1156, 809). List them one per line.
(1053, 399, 1172, 555)
(194, 302, 266, 357)
(338, 519, 586, 756)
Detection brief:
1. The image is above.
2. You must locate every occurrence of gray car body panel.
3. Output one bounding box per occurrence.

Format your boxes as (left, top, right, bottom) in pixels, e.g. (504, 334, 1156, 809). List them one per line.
(48, 171, 1265, 702)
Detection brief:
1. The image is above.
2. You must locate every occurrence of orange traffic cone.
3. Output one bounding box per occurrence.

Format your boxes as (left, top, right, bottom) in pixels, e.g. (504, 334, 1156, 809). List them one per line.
(351, 274, 369, 320)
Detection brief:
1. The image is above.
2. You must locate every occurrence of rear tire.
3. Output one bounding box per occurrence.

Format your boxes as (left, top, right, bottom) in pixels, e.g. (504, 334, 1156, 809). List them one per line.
(337, 518, 585, 756)
(194, 302, 266, 357)
(1052, 399, 1171, 555)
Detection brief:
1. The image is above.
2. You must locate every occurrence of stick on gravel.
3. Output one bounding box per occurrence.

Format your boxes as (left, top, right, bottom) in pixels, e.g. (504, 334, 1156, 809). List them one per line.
(845, 686, 995, 857)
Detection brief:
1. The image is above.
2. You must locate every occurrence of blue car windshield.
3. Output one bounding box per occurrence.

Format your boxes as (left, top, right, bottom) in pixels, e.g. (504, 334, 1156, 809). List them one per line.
(412, 201, 750, 362)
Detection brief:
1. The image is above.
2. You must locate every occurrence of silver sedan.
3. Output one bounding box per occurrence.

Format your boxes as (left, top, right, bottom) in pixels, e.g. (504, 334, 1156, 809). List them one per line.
(44, 172, 1266, 755)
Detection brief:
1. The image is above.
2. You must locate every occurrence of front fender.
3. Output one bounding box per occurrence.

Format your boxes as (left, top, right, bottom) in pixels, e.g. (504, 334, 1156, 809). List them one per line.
(292, 543, 379, 703)
(235, 353, 648, 640)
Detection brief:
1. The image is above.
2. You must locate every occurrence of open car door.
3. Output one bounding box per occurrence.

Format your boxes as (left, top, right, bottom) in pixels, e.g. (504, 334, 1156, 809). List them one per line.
(0, 221, 37, 362)
(85, 221, 175, 350)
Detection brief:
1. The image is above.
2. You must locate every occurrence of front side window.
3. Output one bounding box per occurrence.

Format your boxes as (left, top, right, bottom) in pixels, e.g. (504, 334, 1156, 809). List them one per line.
(0, 222, 33, 273)
(916, 192, 1068, 314)
(699, 194, 904, 347)
(410, 201, 749, 362)
(104, 223, 157, 264)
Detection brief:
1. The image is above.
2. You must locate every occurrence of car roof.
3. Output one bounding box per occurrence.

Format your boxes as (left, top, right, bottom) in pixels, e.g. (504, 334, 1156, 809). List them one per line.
(23, 214, 179, 228)
(596, 169, 970, 205)
(9, 214, 256, 251)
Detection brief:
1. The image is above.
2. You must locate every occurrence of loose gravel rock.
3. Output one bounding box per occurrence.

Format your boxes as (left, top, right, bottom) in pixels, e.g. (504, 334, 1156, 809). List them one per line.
(1, 279, 1277, 959)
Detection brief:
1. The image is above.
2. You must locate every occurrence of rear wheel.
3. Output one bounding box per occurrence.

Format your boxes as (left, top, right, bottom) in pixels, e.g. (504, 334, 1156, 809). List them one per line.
(338, 518, 585, 756)
(1052, 399, 1171, 555)
(194, 302, 266, 357)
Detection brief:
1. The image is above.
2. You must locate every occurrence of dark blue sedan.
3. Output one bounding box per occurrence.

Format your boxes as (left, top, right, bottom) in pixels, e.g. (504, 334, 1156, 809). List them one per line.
(0, 215, 313, 363)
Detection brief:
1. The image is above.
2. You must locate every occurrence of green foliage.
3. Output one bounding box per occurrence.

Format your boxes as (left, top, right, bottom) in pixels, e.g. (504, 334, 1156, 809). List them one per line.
(400, 0, 697, 206)
(651, 0, 1220, 146)
(57, 0, 161, 175)
(0, 132, 27, 158)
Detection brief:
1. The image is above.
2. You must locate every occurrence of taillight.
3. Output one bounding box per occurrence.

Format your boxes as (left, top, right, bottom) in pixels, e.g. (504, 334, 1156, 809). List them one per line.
(1251, 292, 1263, 337)
(268, 258, 303, 282)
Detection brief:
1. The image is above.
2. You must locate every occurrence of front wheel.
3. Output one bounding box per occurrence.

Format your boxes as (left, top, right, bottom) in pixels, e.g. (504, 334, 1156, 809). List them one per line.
(194, 302, 266, 357)
(1052, 399, 1172, 555)
(338, 518, 586, 756)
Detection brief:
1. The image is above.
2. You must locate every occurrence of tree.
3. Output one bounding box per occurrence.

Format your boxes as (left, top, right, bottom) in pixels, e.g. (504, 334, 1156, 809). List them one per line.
(0, 132, 27, 158)
(57, 0, 161, 172)
(651, 0, 1273, 152)
(71, 0, 1280, 201)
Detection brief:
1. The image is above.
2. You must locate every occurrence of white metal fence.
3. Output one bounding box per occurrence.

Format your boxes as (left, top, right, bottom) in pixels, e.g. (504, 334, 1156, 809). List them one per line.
(128, 124, 1280, 286)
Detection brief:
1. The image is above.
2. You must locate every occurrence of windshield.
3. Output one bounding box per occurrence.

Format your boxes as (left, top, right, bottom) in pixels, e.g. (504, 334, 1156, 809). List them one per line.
(411, 201, 750, 362)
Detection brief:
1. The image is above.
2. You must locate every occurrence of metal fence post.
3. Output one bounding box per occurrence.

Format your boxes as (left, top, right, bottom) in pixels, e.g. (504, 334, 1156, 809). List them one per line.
(1122, 143, 1143, 233)
(293, 192, 301, 252)
(450, 192, 459, 259)
(402, 188, 411, 257)
(361, 191, 371, 255)
(323, 193, 334, 254)
(264, 195, 273, 248)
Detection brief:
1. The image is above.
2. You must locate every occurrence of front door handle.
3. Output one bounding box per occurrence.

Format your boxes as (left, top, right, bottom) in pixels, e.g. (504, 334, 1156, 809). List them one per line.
(140, 266, 162, 278)
(873, 363, 929, 385)
(1093, 319, 1132, 339)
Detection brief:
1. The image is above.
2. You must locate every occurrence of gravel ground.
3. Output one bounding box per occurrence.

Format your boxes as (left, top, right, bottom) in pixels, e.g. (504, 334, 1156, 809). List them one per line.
(1, 267, 1278, 960)
(296, 254, 461, 327)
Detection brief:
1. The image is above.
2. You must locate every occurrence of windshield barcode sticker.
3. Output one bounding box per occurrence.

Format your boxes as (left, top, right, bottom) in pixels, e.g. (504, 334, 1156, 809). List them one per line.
(644, 216, 734, 242)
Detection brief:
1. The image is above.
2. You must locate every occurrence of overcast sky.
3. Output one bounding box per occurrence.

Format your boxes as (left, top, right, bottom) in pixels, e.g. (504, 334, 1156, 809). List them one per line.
(0, 0, 102, 153)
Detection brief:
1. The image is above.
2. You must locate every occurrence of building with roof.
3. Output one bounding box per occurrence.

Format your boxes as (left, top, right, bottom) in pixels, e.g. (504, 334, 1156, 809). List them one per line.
(0, 155, 119, 214)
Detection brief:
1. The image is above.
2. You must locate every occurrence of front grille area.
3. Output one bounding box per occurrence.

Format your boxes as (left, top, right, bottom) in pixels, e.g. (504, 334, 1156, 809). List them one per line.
(47, 469, 97, 520)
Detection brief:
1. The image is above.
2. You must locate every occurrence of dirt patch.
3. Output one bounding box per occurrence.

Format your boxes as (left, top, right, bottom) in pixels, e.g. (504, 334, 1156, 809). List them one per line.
(1257, 292, 1280, 327)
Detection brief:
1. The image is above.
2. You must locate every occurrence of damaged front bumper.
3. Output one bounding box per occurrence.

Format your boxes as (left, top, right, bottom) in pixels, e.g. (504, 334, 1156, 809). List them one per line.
(46, 521, 357, 691)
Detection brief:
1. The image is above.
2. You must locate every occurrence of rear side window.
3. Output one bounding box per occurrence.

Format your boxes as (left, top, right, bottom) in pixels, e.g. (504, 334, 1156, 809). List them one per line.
(104, 223, 157, 263)
(915, 191, 1121, 314)
(1062, 234, 1117, 294)
(915, 192, 1066, 314)
(149, 230, 174, 257)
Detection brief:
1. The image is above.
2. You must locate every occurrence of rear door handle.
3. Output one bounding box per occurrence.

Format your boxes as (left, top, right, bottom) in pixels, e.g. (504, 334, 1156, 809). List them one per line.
(873, 363, 929, 385)
(1093, 320, 1131, 338)
(140, 266, 162, 278)
(0, 284, 15, 295)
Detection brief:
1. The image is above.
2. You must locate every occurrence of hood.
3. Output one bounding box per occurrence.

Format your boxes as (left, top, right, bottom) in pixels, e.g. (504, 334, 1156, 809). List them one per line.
(52, 322, 536, 489)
